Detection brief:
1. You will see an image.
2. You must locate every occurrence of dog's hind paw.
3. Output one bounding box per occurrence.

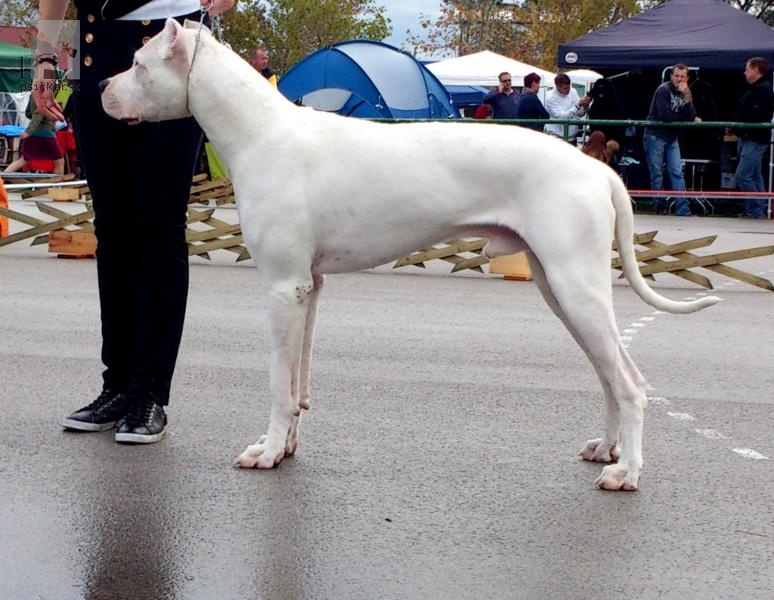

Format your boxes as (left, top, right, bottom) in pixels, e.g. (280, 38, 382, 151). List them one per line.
(579, 438, 620, 463)
(595, 463, 640, 491)
(234, 439, 286, 469)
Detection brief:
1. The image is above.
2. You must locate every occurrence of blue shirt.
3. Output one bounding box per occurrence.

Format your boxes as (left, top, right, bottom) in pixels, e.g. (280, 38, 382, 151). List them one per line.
(483, 90, 520, 119)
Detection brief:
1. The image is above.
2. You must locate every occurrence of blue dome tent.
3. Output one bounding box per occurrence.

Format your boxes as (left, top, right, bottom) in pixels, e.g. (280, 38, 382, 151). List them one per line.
(278, 40, 458, 119)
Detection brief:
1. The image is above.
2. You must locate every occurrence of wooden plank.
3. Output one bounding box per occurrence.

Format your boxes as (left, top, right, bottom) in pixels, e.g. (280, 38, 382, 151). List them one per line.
(393, 239, 487, 267)
(48, 187, 80, 201)
(612, 231, 658, 250)
(642, 239, 773, 292)
(188, 234, 244, 255)
(185, 223, 242, 242)
(186, 208, 215, 224)
(637, 245, 774, 275)
(0, 205, 44, 227)
(611, 235, 717, 269)
(48, 229, 96, 257)
(0, 207, 94, 247)
(449, 255, 487, 272)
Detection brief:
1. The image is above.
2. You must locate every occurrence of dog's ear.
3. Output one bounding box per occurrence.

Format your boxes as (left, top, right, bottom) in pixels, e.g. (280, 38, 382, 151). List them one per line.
(183, 19, 212, 35)
(161, 18, 188, 59)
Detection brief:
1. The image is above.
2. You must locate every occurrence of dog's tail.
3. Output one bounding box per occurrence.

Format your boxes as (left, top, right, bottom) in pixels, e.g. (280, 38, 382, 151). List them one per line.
(609, 173, 720, 314)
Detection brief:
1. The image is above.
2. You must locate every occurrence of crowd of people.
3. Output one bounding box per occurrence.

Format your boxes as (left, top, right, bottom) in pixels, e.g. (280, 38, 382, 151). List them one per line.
(476, 58, 773, 219)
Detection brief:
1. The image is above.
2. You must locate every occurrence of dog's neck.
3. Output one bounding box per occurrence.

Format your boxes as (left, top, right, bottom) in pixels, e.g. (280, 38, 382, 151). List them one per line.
(186, 34, 293, 178)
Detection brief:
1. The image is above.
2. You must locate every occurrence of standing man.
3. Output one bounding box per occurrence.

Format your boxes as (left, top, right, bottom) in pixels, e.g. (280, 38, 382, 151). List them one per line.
(35, 0, 235, 443)
(730, 56, 773, 219)
(482, 71, 519, 119)
(249, 47, 278, 88)
(643, 63, 699, 216)
(515, 72, 549, 131)
(544, 73, 591, 142)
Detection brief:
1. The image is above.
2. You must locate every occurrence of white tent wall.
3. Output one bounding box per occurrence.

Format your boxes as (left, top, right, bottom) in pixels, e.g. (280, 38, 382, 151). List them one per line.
(426, 50, 557, 102)
(563, 69, 602, 94)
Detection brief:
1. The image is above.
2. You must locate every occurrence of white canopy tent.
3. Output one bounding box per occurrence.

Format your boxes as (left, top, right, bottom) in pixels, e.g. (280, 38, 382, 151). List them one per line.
(426, 50, 556, 88)
(563, 69, 603, 94)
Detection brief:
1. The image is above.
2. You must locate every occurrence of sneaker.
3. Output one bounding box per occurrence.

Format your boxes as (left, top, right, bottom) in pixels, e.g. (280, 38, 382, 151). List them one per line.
(115, 400, 167, 444)
(62, 390, 130, 431)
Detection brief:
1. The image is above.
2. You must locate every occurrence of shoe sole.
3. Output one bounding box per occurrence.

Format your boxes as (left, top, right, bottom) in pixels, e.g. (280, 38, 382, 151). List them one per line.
(115, 428, 167, 444)
(62, 419, 118, 432)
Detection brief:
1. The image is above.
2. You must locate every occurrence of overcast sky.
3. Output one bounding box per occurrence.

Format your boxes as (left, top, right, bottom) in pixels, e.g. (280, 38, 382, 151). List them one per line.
(383, 0, 443, 52)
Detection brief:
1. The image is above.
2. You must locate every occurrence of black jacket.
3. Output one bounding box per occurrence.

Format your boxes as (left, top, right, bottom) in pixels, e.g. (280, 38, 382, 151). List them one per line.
(732, 78, 774, 144)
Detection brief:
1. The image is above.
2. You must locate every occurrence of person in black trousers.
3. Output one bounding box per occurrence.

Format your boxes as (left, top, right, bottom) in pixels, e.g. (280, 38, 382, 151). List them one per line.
(34, 0, 234, 443)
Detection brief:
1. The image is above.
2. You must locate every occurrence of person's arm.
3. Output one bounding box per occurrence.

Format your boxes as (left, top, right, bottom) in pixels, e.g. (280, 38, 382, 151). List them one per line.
(546, 90, 585, 119)
(25, 103, 45, 136)
(536, 96, 550, 120)
(33, 1, 69, 122)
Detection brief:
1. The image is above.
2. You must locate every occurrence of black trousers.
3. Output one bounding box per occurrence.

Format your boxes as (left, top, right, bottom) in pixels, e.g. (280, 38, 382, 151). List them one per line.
(73, 12, 203, 405)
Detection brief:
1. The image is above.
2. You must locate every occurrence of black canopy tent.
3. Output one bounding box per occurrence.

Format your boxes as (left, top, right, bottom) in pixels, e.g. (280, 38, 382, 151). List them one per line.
(558, 0, 774, 71)
(555, 0, 774, 210)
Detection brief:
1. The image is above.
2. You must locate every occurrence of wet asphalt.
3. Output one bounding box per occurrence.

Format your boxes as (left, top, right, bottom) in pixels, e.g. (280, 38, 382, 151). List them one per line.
(1, 210, 772, 599)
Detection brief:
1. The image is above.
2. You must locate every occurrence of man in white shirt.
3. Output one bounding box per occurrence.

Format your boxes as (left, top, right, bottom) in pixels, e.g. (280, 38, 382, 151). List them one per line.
(544, 73, 591, 142)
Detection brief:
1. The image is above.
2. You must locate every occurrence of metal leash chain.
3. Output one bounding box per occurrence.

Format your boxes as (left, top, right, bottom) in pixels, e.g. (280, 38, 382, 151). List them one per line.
(189, 5, 208, 75)
(190, 1, 229, 74)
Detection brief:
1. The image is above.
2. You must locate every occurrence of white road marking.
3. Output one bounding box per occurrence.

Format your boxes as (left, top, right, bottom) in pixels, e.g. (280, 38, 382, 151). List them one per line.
(667, 411, 697, 422)
(647, 396, 670, 405)
(732, 448, 770, 460)
(694, 428, 729, 440)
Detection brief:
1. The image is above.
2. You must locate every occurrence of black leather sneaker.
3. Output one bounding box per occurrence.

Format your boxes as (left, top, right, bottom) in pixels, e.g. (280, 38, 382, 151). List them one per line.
(115, 400, 167, 444)
(62, 390, 130, 432)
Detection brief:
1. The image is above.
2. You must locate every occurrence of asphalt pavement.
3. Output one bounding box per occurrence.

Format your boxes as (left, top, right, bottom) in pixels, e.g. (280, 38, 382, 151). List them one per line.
(1, 208, 772, 599)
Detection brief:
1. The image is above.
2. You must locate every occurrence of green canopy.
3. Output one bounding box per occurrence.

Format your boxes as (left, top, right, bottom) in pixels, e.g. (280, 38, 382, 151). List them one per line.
(0, 41, 33, 93)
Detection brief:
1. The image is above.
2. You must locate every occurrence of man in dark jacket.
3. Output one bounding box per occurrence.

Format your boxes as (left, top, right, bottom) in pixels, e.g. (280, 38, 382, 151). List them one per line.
(482, 72, 520, 119)
(643, 63, 698, 216)
(515, 72, 549, 131)
(731, 56, 773, 219)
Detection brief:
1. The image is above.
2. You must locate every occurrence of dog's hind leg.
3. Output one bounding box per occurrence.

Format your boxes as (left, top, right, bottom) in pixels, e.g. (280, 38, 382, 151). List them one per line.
(235, 275, 315, 469)
(534, 251, 646, 491)
(285, 273, 325, 456)
(526, 253, 621, 464)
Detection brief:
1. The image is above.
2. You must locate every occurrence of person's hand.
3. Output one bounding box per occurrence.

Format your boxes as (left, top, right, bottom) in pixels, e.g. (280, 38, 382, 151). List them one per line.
(578, 95, 592, 108)
(31, 63, 64, 122)
(694, 116, 702, 122)
(201, 0, 235, 16)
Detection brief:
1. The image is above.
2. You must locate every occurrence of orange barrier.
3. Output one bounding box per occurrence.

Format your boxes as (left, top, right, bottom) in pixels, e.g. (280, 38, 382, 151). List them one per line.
(0, 177, 8, 237)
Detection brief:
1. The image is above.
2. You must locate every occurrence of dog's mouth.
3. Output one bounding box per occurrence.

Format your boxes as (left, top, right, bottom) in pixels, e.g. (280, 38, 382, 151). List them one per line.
(121, 117, 141, 126)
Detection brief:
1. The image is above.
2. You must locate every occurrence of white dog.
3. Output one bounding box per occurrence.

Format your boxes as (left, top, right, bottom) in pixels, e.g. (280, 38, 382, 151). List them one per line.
(100, 19, 719, 491)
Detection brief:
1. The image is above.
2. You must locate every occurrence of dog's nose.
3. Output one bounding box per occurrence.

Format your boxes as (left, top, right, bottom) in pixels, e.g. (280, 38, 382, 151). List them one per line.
(98, 79, 110, 94)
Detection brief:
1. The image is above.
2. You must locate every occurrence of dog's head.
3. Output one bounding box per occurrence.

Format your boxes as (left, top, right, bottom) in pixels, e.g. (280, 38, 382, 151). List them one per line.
(100, 18, 204, 123)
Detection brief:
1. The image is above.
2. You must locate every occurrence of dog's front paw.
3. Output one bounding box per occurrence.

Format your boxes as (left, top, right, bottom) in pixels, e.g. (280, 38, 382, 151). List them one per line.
(579, 438, 620, 463)
(234, 437, 286, 469)
(595, 463, 640, 491)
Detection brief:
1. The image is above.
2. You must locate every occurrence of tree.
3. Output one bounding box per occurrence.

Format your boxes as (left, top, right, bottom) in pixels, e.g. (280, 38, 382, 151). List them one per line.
(404, 1, 528, 59)
(406, 0, 773, 66)
(520, 0, 639, 69)
(405, 0, 638, 67)
(222, 0, 391, 74)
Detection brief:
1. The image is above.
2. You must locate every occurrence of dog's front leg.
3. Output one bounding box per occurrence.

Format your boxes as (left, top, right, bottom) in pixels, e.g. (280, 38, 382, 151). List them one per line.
(235, 277, 314, 469)
(285, 273, 324, 456)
